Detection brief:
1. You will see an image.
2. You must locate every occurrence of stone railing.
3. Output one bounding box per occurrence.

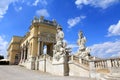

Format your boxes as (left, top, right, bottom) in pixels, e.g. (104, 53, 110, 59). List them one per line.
(70, 55, 79, 63)
(39, 54, 46, 60)
(94, 60, 108, 69)
(70, 55, 89, 67)
(39, 54, 53, 62)
(32, 17, 57, 26)
(45, 54, 53, 62)
(80, 58, 89, 66)
(90, 57, 120, 78)
(90, 57, 120, 69)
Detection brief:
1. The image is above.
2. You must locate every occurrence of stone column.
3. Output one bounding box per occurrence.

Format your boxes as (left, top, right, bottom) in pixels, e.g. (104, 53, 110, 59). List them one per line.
(27, 46, 30, 59)
(52, 43, 55, 56)
(89, 61, 96, 78)
(71, 55, 74, 61)
(20, 48, 23, 63)
(22, 49, 24, 60)
(50, 44, 54, 57)
(41, 42, 43, 55)
(107, 60, 112, 68)
(26, 47, 28, 60)
(23, 47, 26, 62)
(107, 59, 112, 74)
(79, 58, 82, 64)
(37, 38, 41, 56)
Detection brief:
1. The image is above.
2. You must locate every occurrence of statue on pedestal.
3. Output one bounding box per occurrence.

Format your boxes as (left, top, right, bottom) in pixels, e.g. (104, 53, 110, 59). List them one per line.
(78, 31, 86, 51)
(77, 31, 91, 59)
(53, 25, 71, 63)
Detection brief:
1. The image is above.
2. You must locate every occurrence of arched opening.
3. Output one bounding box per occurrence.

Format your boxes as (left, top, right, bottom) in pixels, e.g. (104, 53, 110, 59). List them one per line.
(42, 43, 53, 57)
(25, 47, 28, 60)
(14, 54, 19, 64)
(43, 45, 47, 54)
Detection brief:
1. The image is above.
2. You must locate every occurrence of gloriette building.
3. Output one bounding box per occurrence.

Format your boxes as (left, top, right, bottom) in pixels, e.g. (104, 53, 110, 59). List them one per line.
(7, 16, 120, 79)
(7, 16, 57, 65)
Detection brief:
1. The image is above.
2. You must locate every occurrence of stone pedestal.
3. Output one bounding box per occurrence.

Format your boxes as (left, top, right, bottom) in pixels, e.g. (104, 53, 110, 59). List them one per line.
(52, 56, 65, 64)
(26, 57, 35, 70)
(35, 58, 39, 70)
(39, 59, 46, 72)
(52, 56, 69, 76)
(52, 63, 67, 76)
(89, 61, 96, 78)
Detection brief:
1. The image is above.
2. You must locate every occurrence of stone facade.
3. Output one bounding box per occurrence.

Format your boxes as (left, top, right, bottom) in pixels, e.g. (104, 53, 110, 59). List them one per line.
(8, 16, 57, 65)
(7, 36, 23, 64)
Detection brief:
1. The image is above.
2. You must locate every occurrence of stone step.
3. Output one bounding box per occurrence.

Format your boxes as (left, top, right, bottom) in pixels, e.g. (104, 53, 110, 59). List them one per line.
(69, 60, 89, 70)
(101, 74, 120, 80)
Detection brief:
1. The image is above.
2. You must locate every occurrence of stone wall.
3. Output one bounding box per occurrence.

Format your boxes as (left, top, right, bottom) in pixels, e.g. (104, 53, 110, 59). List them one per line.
(69, 61, 89, 77)
(38, 57, 68, 76)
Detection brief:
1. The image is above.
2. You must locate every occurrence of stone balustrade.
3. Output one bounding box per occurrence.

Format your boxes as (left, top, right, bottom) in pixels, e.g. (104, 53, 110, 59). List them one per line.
(94, 60, 108, 69)
(32, 16, 57, 26)
(70, 55, 89, 66)
(80, 58, 89, 66)
(39, 54, 45, 59)
(71, 55, 79, 63)
(38, 54, 53, 62)
(46, 54, 53, 61)
(90, 57, 120, 69)
(89, 57, 120, 78)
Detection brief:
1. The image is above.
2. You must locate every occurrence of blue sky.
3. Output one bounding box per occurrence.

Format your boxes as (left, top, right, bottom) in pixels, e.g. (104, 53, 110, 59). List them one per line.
(0, 0, 120, 58)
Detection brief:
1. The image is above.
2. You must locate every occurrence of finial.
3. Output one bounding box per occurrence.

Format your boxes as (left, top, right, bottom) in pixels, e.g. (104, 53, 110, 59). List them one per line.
(40, 16, 44, 20)
(56, 24, 62, 30)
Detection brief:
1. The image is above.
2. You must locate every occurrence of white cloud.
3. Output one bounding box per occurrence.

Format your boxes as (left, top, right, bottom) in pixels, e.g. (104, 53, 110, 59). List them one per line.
(67, 16, 86, 28)
(36, 9, 50, 17)
(0, 0, 17, 19)
(67, 44, 78, 48)
(111, 52, 120, 57)
(0, 0, 48, 19)
(107, 20, 120, 37)
(0, 35, 8, 58)
(33, 0, 47, 6)
(19, 6, 22, 11)
(75, 0, 119, 9)
(33, 0, 39, 6)
(14, 6, 22, 12)
(89, 40, 120, 58)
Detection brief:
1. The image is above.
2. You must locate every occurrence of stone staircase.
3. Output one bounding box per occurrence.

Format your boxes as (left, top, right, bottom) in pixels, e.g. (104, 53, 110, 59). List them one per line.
(24, 54, 120, 79)
(68, 55, 90, 77)
(105, 75, 120, 80)
(101, 67, 120, 80)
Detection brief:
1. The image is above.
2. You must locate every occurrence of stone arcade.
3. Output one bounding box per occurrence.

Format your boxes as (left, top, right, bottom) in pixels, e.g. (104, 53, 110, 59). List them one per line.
(7, 16, 120, 79)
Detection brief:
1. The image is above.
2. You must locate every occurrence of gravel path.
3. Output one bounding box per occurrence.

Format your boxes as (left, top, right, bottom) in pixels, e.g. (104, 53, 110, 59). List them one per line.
(0, 65, 94, 80)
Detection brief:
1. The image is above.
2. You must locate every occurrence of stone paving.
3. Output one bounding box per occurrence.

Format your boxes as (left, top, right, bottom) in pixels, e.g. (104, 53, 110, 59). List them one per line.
(0, 65, 94, 80)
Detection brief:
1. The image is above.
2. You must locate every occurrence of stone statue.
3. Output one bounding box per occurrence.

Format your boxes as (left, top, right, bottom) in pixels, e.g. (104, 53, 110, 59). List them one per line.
(77, 31, 91, 60)
(53, 25, 71, 62)
(56, 25, 64, 48)
(77, 31, 86, 51)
